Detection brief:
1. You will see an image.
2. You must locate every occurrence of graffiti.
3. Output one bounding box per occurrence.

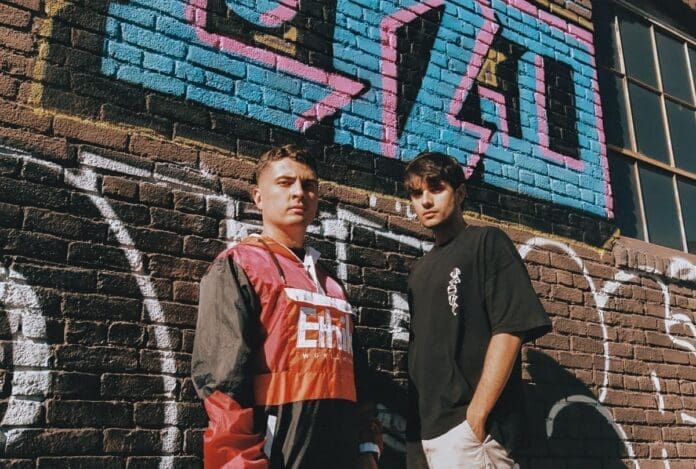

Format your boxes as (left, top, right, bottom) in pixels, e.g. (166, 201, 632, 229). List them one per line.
(0, 145, 425, 459)
(519, 237, 696, 468)
(96, 0, 611, 217)
(0, 267, 53, 448)
(5, 143, 696, 464)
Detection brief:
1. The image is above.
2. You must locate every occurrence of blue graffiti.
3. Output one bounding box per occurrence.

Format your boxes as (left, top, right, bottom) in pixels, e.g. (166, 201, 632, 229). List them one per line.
(100, 0, 611, 217)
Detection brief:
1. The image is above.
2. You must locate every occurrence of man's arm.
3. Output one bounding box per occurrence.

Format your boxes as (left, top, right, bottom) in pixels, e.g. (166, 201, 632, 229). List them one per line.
(192, 254, 267, 467)
(465, 332, 522, 442)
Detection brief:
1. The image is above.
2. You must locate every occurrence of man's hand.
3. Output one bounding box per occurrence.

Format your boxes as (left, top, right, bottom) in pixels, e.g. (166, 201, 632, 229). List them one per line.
(358, 453, 379, 469)
(465, 407, 487, 443)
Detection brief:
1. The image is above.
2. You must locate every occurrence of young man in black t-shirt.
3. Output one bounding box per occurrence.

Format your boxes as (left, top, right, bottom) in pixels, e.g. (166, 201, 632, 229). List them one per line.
(404, 153, 551, 468)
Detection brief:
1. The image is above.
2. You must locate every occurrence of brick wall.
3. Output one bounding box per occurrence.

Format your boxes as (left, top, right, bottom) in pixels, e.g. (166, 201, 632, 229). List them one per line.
(0, 0, 695, 467)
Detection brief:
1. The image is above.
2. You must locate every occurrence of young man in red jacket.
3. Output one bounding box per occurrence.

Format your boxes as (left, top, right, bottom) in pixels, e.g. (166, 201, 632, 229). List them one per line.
(192, 145, 381, 468)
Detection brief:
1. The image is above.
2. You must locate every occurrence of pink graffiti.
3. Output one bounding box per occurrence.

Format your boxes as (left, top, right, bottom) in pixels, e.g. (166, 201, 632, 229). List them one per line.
(445, 0, 499, 178)
(380, 0, 445, 158)
(436, 0, 609, 206)
(185, 0, 365, 132)
(478, 86, 509, 147)
(260, 0, 300, 27)
(507, 0, 611, 216)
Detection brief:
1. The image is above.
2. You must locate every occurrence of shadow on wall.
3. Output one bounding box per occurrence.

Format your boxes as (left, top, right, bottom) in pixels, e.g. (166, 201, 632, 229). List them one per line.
(518, 349, 627, 468)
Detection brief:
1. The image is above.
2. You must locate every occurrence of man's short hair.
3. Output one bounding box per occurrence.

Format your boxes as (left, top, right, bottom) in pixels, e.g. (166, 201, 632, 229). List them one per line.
(254, 144, 318, 183)
(403, 152, 467, 195)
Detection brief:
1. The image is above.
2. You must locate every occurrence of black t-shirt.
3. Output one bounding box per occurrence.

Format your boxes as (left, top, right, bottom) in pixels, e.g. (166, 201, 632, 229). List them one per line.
(407, 225, 551, 444)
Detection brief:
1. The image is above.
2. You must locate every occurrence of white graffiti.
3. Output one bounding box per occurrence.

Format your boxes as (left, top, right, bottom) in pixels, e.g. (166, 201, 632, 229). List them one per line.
(6, 143, 696, 465)
(0, 266, 53, 448)
(2, 144, 426, 459)
(519, 236, 696, 468)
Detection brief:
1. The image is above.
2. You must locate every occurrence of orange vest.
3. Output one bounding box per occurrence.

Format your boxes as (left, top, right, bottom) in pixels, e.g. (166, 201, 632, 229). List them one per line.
(224, 236, 357, 406)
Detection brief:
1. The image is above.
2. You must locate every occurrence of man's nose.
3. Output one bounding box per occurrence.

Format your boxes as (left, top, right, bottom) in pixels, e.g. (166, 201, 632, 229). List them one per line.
(421, 191, 434, 207)
(290, 180, 304, 196)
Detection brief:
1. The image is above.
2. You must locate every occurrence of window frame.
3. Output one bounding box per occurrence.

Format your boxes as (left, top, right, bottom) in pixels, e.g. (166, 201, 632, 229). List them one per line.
(601, 0, 696, 253)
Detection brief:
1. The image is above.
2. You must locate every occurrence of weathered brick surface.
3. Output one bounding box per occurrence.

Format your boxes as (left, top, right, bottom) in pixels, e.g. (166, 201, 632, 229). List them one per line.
(0, 0, 694, 466)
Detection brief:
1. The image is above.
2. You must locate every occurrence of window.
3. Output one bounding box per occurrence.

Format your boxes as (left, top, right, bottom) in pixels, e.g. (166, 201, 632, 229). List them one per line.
(596, 1, 696, 253)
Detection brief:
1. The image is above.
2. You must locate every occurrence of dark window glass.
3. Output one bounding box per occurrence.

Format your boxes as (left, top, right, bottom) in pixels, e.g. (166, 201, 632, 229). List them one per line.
(609, 153, 643, 239)
(666, 100, 696, 173)
(594, 3, 621, 70)
(628, 83, 669, 162)
(655, 31, 692, 103)
(639, 165, 681, 249)
(619, 14, 658, 87)
(599, 70, 631, 147)
(678, 178, 696, 254)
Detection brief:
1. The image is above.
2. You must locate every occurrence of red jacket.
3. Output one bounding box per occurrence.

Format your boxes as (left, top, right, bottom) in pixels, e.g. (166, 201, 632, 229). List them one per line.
(192, 236, 381, 468)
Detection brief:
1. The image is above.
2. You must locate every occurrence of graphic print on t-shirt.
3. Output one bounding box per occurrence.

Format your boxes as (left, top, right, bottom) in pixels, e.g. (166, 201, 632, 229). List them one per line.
(447, 267, 461, 316)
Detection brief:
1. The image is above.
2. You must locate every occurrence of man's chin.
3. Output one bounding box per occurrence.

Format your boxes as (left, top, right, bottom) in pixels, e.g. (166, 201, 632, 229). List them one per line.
(419, 218, 441, 229)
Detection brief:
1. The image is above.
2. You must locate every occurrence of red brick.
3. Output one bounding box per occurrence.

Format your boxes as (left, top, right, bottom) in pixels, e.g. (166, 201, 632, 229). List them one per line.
(5, 0, 41, 10)
(53, 117, 128, 149)
(530, 280, 551, 297)
(677, 443, 696, 458)
(369, 193, 409, 216)
(385, 214, 430, 239)
(557, 350, 593, 368)
(220, 177, 253, 201)
(0, 99, 52, 132)
(102, 176, 139, 201)
(539, 299, 568, 316)
(612, 407, 645, 423)
(320, 181, 369, 207)
(0, 73, 17, 97)
(199, 150, 254, 180)
(0, 26, 33, 52)
(129, 135, 198, 167)
(533, 333, 569, 350)
(539, 266, 556, 283)
(0, 125, 69, 161)
(632, 425, 663, 442)
(519, 247, 550, 266)
(551, 285, 583, 304)
(0, 4, 31, 28)
(663, 427, 692, 442)
(525, 264, 540, 280)
(549, 252, 582, 273)
(568, 306, 595, 322)
(0, 46, 32, 76)
(634, 345, 661, 362)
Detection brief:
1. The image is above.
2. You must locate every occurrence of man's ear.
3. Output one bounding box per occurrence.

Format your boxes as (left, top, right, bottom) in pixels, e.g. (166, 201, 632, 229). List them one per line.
(252, 186, 263, 210)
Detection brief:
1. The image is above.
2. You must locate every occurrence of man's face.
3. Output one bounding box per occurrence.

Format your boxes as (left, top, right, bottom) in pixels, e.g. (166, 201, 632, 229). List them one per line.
(408, 177, 465, 229)
(253, 158, 319, 231)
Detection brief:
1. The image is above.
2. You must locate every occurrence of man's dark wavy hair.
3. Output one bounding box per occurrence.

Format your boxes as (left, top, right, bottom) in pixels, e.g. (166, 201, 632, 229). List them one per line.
(403, 152, 467, 197)
(254, 144, 317, 183)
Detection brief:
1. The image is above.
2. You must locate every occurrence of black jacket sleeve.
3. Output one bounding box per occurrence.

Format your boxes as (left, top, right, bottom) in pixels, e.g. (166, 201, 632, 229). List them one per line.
(191, 255, 261, 407)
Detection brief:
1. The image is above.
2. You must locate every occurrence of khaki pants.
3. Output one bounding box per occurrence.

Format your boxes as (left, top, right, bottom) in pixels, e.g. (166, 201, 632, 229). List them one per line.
(420, 420, 518, 469)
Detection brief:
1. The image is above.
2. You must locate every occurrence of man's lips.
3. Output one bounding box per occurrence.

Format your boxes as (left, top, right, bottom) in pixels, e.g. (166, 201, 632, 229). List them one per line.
(422, 211, 437, 218)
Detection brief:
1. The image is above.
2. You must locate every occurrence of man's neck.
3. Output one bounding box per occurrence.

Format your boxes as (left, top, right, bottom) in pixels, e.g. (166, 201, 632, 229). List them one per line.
(261, 225, 305, 249)
(432, 214, 467, 246)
